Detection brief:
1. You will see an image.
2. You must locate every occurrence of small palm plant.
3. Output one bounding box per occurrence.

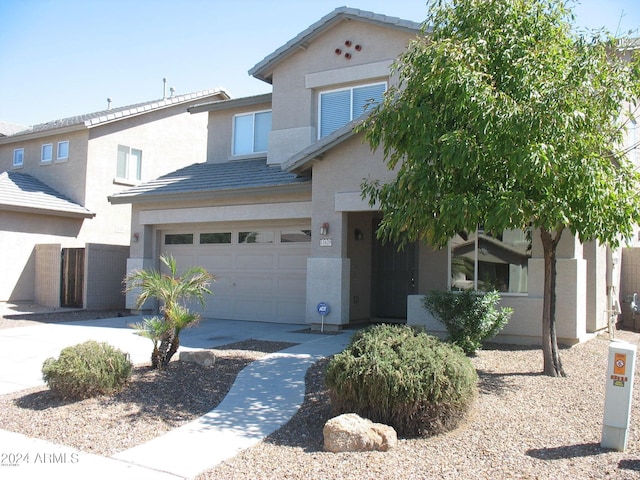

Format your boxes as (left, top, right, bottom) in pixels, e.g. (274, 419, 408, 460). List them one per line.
(125, 254, 213, 369)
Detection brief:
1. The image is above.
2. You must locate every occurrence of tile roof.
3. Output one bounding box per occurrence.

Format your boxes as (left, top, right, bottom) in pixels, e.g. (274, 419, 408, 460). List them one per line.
(109, 158, 311, 204)
(249, 6, 423, 83)
(0, 121, 27, 137)
(0, 171, 94, 218)
(4, 88, 230, 139)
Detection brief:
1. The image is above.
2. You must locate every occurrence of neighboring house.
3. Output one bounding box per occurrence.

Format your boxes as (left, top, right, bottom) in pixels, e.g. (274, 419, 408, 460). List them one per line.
(0, 88, 230, 309)
(110, 7, 638, 344)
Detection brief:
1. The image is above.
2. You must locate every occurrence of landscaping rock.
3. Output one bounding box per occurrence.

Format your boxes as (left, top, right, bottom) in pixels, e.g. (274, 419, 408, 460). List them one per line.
(323, 413, 397, 453)
(179, 349, 216, 367)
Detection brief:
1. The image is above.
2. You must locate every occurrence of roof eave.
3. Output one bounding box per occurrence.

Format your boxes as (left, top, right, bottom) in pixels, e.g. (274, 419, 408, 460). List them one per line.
(0, 203, 95, 219)
(0, 123, 86, 144)
(249, 7, 423, 83)
(108, 181, 311, 205)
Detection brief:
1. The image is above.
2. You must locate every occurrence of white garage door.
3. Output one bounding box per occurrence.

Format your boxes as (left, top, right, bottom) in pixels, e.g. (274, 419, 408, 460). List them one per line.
(160, 226, 310, 323)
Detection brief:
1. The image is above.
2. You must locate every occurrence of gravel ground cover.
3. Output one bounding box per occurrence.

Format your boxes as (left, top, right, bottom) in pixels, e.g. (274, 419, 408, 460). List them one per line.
(200, 330, 640, 480)
(2, 306, 640, 479)
(0, 338, 296, 456)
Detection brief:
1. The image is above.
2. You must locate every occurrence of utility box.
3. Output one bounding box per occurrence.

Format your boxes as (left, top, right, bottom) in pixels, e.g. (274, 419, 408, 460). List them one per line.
(601, 340, 637, 451)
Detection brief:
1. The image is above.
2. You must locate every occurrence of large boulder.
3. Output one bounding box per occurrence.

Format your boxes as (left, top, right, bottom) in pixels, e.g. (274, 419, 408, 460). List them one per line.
(323, 413, 397, 453)
(179, 349, 216, 367)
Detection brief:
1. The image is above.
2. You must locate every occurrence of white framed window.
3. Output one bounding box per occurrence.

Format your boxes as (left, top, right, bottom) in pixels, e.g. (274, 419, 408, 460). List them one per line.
(116, 145, 142, 181)
(12, 148, 24, 167)
(449, 228, 531, 294)
(56, 141, 69, 161)
(318, 82, 386, 138)
(232, 110, 272, 156)
(41, 143, 53, 164)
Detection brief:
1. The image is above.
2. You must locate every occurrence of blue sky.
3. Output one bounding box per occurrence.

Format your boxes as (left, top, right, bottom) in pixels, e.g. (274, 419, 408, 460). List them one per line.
(1, 0, 639, 127)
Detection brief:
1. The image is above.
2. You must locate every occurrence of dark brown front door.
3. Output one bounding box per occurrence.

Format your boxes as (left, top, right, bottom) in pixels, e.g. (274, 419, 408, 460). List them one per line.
(61, 248, 84, 308)
(371, 224, 417, 319)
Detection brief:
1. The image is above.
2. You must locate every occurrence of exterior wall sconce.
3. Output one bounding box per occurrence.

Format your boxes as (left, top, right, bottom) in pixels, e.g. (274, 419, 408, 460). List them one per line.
(132, 232, 139, 243)
(320, 223, 329, 236)
(354, 228, 363, 241)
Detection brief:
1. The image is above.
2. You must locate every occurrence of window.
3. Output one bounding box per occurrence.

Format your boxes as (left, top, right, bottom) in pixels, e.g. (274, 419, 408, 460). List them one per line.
(164, 234, 193, 245)
(56, 141, 69, 161)
(116, 145, 142, 181)
(319, 82, 386, 138)
(12, 148, 24, 167)
(239, 231, 274, 244)
(200, 232, 232, 244)
(450, 228, 531, 293)
(41, 144, 53, 163)
(281, 230, 312, 243)
(233, 110, 272, 155)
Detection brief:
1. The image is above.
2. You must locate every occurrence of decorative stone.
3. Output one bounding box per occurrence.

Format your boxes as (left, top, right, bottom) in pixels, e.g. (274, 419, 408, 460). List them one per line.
(323, 413, 397, 453)
(179, 349, 216, 367)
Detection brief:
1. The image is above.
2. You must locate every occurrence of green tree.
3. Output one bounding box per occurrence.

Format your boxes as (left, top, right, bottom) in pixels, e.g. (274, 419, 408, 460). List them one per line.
(125, 254, 213, 369)
(360, 0, 640, 376)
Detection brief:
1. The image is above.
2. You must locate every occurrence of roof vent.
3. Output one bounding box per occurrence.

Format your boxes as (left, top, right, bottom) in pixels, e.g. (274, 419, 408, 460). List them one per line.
(107, 98, 112, 110)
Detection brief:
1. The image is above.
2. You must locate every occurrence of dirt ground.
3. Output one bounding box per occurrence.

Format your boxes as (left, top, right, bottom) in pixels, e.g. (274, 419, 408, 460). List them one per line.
(0, 302, 132, 330)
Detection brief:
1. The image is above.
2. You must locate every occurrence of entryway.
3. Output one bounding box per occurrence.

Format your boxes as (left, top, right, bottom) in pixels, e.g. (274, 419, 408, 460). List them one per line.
(371, 222, 417, 320)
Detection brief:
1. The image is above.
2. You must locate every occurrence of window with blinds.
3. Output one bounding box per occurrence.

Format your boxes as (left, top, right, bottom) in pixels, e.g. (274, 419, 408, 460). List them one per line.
(319, 82, 386, 138)
(233, 110, 272, 155)
(116, 145, 142, 181)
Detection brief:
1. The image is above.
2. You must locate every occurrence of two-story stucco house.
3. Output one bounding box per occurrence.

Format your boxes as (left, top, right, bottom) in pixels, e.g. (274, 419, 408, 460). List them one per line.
(110, 7, 636, 345)
(0, 88, 229, 309)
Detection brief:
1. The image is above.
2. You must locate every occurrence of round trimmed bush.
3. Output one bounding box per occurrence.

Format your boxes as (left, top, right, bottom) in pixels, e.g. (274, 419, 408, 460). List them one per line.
(325, 324, 477, 437)
(42, 341, 132, 400)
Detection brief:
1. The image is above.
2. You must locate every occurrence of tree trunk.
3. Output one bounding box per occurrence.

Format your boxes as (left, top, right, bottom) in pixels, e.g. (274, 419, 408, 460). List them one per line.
(540, 226, 566, 377)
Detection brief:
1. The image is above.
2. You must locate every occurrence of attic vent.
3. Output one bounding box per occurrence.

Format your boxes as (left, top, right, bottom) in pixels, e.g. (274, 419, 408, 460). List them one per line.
(334, 40, 362, 60)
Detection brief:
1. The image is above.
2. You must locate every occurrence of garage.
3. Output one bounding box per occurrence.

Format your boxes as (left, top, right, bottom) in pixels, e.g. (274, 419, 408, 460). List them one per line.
(160, 225, 311, 324)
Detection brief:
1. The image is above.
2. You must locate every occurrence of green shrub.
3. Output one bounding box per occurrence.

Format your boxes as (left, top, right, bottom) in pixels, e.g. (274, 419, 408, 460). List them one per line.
(42, 341, 132, 400)
(325, 324, 477, 437)
(423, 290, 512, 354)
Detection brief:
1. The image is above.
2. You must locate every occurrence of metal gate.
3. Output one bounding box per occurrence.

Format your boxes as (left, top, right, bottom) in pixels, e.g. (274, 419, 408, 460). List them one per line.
(61, 248, 84, 308)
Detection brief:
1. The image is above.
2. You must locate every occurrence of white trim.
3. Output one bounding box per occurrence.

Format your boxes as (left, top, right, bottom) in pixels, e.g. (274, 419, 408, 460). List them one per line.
(317, 81, 386, 139)
(232, 109, 272, 156)
(56, 140, 69, 162)
(12, 148, 24, 168)
(139, 201, 312, 225)
(40, 143, 53, 164)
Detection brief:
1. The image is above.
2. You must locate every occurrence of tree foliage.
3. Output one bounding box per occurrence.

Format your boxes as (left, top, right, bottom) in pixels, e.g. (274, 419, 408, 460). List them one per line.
(125, 254, 213, 368)
(359, 0, 640, 376)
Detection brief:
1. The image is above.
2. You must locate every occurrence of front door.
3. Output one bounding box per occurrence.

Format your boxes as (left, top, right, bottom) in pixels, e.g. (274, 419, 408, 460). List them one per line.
(371, 225, 417, 319)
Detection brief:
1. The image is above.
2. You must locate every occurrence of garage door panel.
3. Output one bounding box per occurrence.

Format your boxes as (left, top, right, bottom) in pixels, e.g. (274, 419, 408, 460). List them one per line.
(163, 226, 309, 323)
(198, 254, 234, 269)
(277, 277, 306, 296)
(236, 254, 275, 269)
(279, 254, 308, 269)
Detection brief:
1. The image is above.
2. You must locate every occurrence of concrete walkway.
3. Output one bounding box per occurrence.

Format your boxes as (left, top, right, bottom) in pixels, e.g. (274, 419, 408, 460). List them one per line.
(0, 316, 354, 479)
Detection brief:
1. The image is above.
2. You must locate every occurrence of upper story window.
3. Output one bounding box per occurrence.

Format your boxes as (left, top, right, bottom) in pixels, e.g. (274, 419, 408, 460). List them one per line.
(233, 110, 272, 156)
(318, 82, 386, 138)
(116, 145, 142, 181)
(12, 148, 24, 168)
(450, 228, 531, 294)
(41, 144, 53, 164)
(56, 141, 69, 161)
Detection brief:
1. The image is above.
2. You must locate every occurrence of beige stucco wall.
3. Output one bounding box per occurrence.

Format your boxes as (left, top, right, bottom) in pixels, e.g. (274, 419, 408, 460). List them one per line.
(0, 103, 212, 304)
(0, 130, 90, 205)
(267, 21, 417, 164)
(0, 211, 83, 301)
(205, 100, 272, 163)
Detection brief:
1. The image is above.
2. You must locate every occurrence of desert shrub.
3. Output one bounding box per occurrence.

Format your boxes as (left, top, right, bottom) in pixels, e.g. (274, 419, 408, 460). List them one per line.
(42, 341, 132, 400)
(423, 290, 512, 354)
(325, 324, 477, 437)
